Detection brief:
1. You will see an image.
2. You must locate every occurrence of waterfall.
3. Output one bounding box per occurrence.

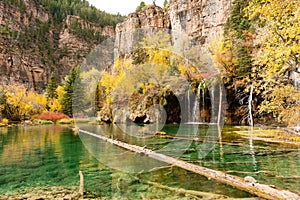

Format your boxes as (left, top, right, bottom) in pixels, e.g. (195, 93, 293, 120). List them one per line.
(202, 88, 205, 122)
(122, 109, 127, 124)
(198, 84, 201, 99)
(187, 89, 190, 122)
(292, 71, 300, 90)
(248, 85, 254, 126)
(292, 72, 300, 130)
(192, 98, 198, 122)
(192, 85, 201, 122)
(211, 87, 215, 123)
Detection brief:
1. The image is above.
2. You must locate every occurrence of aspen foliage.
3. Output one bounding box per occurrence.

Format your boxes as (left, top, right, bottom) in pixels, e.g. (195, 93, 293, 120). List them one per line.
(245, 0, 300, 125)
(48, 86, 65, 112)
(0, 85, 47, 120)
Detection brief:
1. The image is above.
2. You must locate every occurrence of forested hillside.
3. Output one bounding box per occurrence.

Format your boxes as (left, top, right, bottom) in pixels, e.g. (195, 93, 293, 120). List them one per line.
(0, 0, 124, 90)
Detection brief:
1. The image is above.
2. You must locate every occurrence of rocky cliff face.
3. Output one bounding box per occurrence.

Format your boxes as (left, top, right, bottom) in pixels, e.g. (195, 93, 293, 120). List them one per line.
(58, 15, 115, 76)
(0, 1, 50, 90)
(168, 0, 231, 45)
(0, 0, 115, 91)
(115, 6, 171, 58)
(115, 0, 231, 57)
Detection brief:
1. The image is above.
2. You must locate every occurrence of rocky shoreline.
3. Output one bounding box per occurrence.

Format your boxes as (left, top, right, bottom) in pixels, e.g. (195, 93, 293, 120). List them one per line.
(0, 186, 101, 200)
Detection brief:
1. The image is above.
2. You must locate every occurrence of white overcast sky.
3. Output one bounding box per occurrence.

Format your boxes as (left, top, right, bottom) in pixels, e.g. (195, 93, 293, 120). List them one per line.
(87, 0, 165, 15)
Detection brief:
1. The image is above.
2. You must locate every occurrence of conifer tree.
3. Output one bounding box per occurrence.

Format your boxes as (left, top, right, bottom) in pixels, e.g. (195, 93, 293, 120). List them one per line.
(46, 72, 58, 100)
(61, 66, 84, 117)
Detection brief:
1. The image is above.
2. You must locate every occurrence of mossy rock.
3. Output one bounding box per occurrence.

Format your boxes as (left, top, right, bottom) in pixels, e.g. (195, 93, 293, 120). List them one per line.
(33, 119, 54, 125)
(58, 119, 74, 124)
(156, 131, 167, 135)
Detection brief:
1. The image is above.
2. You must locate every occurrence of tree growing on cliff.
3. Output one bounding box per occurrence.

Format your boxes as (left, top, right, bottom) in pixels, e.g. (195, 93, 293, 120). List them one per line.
(136, 1, 146, 12)
(246, 0, 300, 125)
(222, 0, 253, 80)
(61, 66, 84, 117)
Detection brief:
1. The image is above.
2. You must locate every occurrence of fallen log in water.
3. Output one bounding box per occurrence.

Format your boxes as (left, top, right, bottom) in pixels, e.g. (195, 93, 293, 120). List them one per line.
(79, 129, 300, 200)
(144, 181, 228, 199)
(79, 170, 84, 196)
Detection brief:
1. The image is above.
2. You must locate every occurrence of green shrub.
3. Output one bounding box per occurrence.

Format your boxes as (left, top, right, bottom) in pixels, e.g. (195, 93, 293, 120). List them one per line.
(57, 119, 74, 124)
(33, 119, 54, 125)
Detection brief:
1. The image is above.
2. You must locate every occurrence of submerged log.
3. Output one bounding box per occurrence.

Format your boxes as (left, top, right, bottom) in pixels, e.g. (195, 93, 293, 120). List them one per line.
(145, 180, 228, 199)
(79, 130, 300, 200)
(79, 170, 84, 196)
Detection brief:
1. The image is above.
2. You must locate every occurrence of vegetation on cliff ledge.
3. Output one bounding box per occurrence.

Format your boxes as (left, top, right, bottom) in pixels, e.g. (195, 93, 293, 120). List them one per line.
(212, 0, 300, 126)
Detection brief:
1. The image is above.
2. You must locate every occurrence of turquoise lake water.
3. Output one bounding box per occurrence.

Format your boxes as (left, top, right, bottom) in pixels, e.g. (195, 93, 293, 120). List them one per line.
(0, 124, 299, 199)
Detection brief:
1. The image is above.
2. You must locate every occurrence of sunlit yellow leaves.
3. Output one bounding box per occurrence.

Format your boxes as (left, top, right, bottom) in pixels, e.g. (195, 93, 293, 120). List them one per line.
(48, 98, 62, 112)
(245, 0, 300, 124)
(113, 58, 134, 74)
(139, 31, 172, 67)
(1, 85, 47, 120)
(100, 72, 116, 94)
(99, 31, 174, 99)
(246, 0, 299, 72)
(210, 38, 238, 77)
(46, 85, 65, 112)
(26, 90, 47, 115)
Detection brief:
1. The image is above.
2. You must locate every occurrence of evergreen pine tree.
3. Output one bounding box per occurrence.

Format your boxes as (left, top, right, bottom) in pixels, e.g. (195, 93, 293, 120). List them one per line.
(95, 83, 105, 112)
(61, 66, 84, 117)
(46, 72, 58, 100)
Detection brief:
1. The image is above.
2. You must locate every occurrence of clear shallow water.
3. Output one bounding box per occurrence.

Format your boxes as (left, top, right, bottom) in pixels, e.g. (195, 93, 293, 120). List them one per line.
(0, 124, 299, 198)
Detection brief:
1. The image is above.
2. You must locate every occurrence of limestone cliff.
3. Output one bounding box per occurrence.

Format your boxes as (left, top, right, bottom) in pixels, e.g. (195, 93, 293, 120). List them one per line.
(115, 0, 231, 57)
(168, 0, 231, 45)
(115, 5, 171, 58)
(0, 0, 115, 91)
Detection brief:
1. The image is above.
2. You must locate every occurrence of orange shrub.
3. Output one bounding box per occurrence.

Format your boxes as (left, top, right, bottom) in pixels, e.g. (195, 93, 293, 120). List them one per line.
(31, 112, 70, 122)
